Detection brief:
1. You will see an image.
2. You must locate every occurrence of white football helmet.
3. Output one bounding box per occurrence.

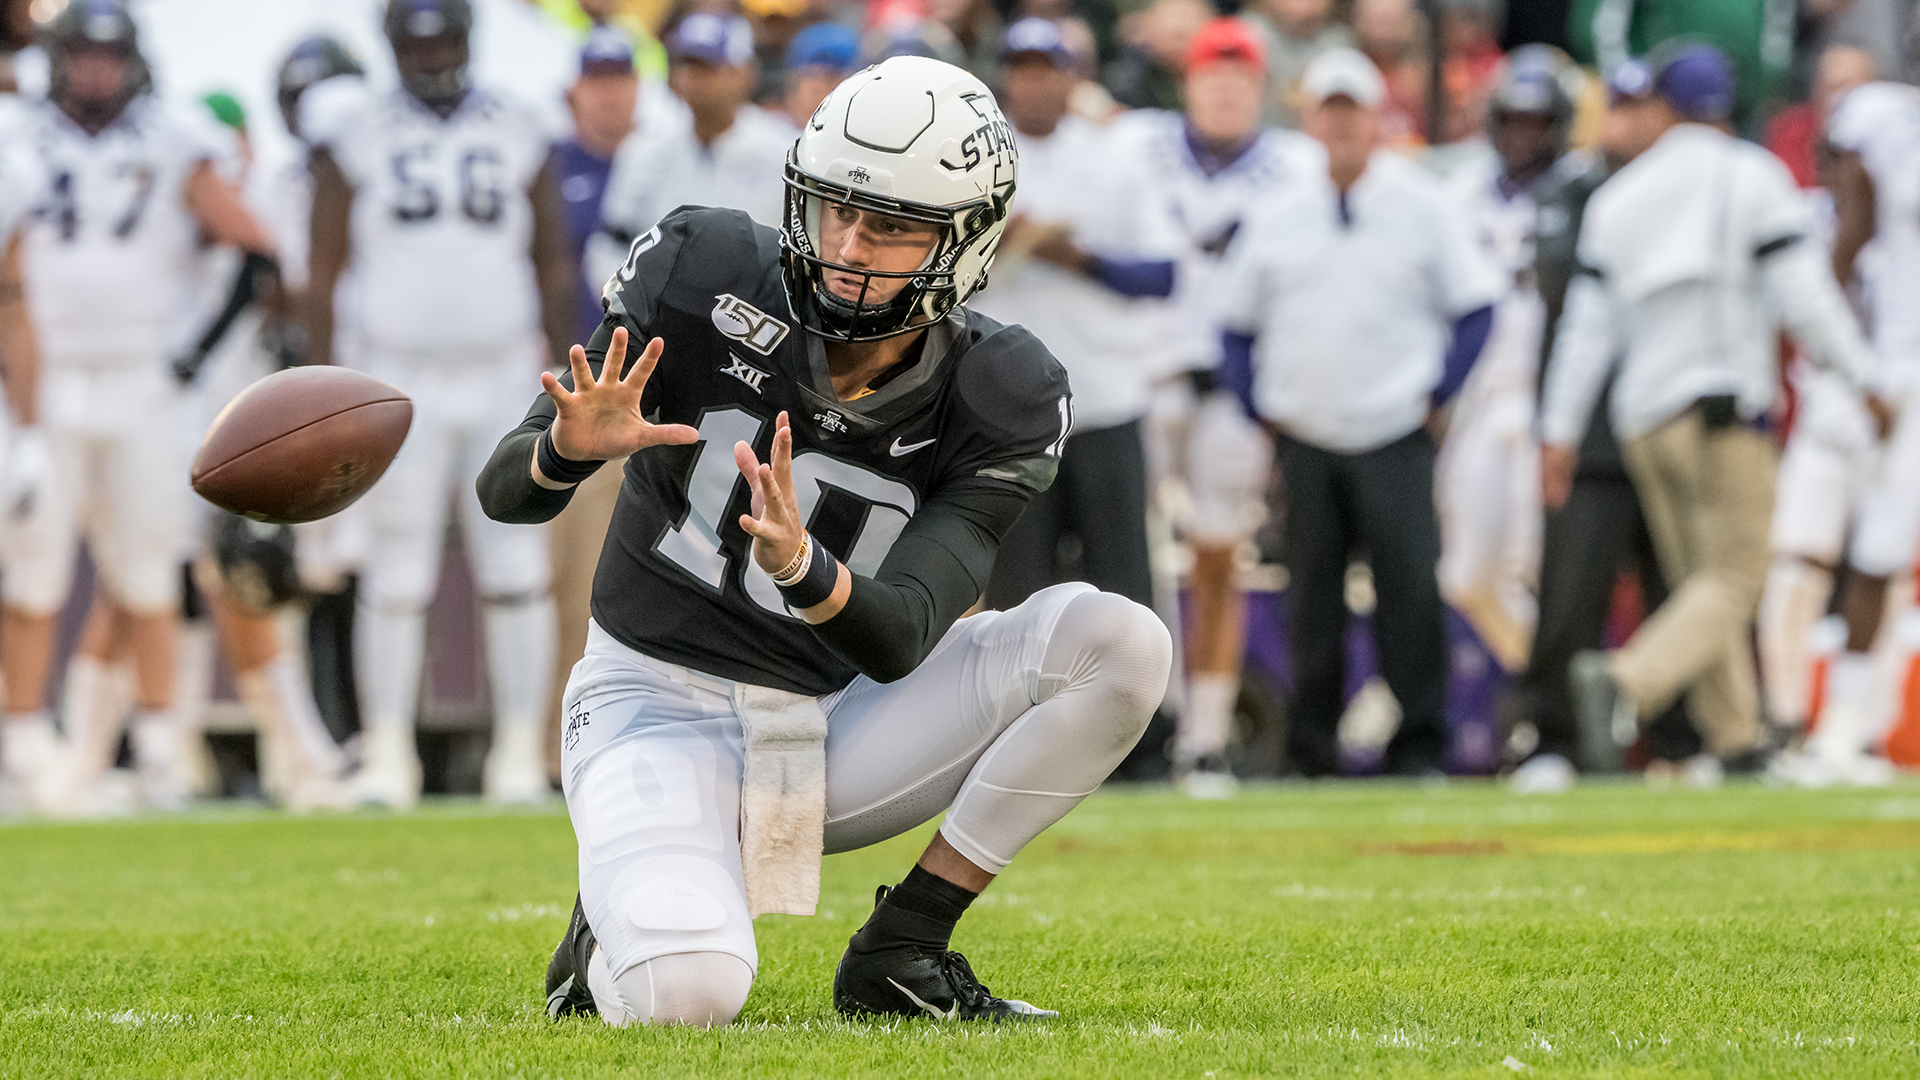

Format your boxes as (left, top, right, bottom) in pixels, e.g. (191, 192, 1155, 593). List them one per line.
(781, 56, 1018, 341)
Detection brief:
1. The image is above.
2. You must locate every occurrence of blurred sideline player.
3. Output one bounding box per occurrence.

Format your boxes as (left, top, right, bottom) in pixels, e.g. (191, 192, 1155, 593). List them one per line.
(1774, 73, 1920, 786)
(306, 0, 575, 808)
(1435, 47, 1585, 673)
(583, 13, 791, 289)
(0, 99, 48, 811)
(60, 90, 350, 812)
(973, 18, 1179, 622)
(1752, 46, 1880, 738)
(481, 56, 1170, 1026)
(1, 1, 275, 813)
(273, 38, 375, 746)
(1109, 18, 1321, 796)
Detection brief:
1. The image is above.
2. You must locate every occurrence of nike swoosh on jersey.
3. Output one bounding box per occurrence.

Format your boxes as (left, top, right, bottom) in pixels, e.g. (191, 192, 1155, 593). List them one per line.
(889, 437, 936, 457)
(888, 977, 954, 1019)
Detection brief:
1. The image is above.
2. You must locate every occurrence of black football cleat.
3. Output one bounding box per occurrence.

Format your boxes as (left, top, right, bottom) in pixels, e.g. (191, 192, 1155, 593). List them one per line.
(833, 886, 1057, 1022)
(545, 894, 599, 1018)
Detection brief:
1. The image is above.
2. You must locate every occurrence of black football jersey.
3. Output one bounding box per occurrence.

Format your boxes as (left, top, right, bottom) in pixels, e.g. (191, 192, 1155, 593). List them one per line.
(578, 207, 1071, 695)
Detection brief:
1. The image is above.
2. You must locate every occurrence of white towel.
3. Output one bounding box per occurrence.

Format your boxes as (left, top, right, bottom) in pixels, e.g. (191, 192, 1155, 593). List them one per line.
(733, 683, 830, 917)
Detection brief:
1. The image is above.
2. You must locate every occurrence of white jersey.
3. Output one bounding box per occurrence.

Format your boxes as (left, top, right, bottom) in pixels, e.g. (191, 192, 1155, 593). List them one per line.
(305, 83, 552, 358)
(584, 104, 792, 290)
(18, 96, 232, 366)
(969, 115, 1183, 431)
(1446, 151, 1544, 405)
(0, 146, 42, 246)
(1828, 81, 1920, 380)
(1109, 109, 1323, 376)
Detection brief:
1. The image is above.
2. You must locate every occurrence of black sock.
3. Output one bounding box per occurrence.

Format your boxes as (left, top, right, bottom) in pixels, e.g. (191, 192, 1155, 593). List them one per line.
(850, 866, 978, 953)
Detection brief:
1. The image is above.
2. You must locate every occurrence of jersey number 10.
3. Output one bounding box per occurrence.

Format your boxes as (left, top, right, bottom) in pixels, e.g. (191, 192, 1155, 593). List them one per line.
(653, 407, 917, 618)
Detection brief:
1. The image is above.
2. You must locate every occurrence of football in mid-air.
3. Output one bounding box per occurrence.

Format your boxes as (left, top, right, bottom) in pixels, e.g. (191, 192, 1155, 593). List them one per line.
(191, 366, 412, 524)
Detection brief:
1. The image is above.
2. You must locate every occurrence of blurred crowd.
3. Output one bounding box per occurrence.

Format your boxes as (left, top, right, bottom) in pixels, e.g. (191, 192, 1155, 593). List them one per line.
(1, 0, 1918, 816)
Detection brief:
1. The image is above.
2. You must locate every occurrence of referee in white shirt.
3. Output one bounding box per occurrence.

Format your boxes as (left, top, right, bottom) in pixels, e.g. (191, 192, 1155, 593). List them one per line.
(1217, 48, 1501, 776)
(1539, 45, 1884, 772)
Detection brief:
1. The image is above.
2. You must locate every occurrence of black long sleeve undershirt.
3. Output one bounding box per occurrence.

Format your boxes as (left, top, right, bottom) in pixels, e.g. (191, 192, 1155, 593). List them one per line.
(475, 365, 594, 526)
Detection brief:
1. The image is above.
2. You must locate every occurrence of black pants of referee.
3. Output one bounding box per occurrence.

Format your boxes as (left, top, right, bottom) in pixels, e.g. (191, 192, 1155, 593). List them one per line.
(1517, 473, 1697, 769)
(1280, 428, 1448, 777)
(986, 418, 1153, 611)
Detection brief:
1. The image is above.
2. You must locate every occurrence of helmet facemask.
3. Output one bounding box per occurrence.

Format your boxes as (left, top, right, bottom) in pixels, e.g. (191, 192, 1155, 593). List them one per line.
(43, 2, 149, 133)
(386, 0, 473, 114)
(780, 160, 1007, 343)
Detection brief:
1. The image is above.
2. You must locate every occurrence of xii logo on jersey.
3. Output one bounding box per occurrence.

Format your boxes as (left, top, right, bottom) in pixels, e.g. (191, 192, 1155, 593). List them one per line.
(711, 293, 790, 356)
(721, 353, 771, 393)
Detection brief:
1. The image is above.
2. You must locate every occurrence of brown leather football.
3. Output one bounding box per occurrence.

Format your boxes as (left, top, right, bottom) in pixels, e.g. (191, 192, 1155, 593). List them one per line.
(191, 367, 413, 524)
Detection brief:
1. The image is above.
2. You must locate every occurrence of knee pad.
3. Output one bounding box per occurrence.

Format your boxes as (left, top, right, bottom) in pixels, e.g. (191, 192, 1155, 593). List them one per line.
(589, 853, 756, 986)
(591, 949, 753, 1028)
(1042, 592, 1173, 741)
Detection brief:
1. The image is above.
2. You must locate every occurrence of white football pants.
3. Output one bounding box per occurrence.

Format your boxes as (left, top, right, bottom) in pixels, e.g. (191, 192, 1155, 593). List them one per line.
(354, 352, 554, 741)
(1436, 387, 1540, 669)
(1760, 372, 1878, 726)
(560, 583, 1171, 1024)
(3, 362, 188, 615)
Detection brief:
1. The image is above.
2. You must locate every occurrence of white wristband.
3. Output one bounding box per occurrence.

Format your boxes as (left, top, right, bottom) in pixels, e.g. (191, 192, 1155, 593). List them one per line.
(771, 533, 813, 587)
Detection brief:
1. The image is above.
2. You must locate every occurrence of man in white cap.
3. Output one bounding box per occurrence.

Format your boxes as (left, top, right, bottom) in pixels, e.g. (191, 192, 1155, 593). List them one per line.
(1216, 46, 1501, 776)
(584, 13, 792, 290)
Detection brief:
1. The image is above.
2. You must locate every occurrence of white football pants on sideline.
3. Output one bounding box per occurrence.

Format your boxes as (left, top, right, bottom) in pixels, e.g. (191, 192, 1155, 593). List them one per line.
(1760, 373, 1877, 726)
(354, 350, 553, 736)
(1849, 373, 1920, 578)
(1435, 388, 1539, 667)
(3, 362, 188, 615)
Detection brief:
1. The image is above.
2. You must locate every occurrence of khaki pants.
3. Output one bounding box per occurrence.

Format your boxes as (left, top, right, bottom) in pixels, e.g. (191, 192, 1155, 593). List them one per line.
(545, 458, 628, 782)
(1615, 409, 1775, 756)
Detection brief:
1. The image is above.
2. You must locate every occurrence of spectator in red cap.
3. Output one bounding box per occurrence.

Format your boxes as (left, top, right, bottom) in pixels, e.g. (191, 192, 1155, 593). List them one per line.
(1107, 14, 1327, 794)
(1238, 0, 1353, 129)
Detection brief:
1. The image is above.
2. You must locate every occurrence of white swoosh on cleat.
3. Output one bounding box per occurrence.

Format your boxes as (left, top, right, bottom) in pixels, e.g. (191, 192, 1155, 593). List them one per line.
(887, 977, 954, 1019)
(546, 974, 575, 1016)
(889, 437, 936, 457)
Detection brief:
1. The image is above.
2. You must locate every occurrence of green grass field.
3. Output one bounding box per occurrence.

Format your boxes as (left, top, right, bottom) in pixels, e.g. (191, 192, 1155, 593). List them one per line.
(4, 781, 1919, 1078)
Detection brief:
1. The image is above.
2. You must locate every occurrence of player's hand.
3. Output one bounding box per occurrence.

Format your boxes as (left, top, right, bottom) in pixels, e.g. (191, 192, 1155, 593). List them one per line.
(543, 327, 698, 461)
(1865, 392, 1896, 440)
(734, 411, 804, 575)
(1540, 443, 1576, 511)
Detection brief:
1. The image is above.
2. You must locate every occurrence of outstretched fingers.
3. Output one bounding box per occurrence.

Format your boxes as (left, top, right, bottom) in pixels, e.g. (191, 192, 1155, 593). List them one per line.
(620, 334, 665, 389)
(771, 412, 793, 497)
(549, 344, 593, 406)
(600, 326, 629, 386)
(734, 440, 770, 530)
